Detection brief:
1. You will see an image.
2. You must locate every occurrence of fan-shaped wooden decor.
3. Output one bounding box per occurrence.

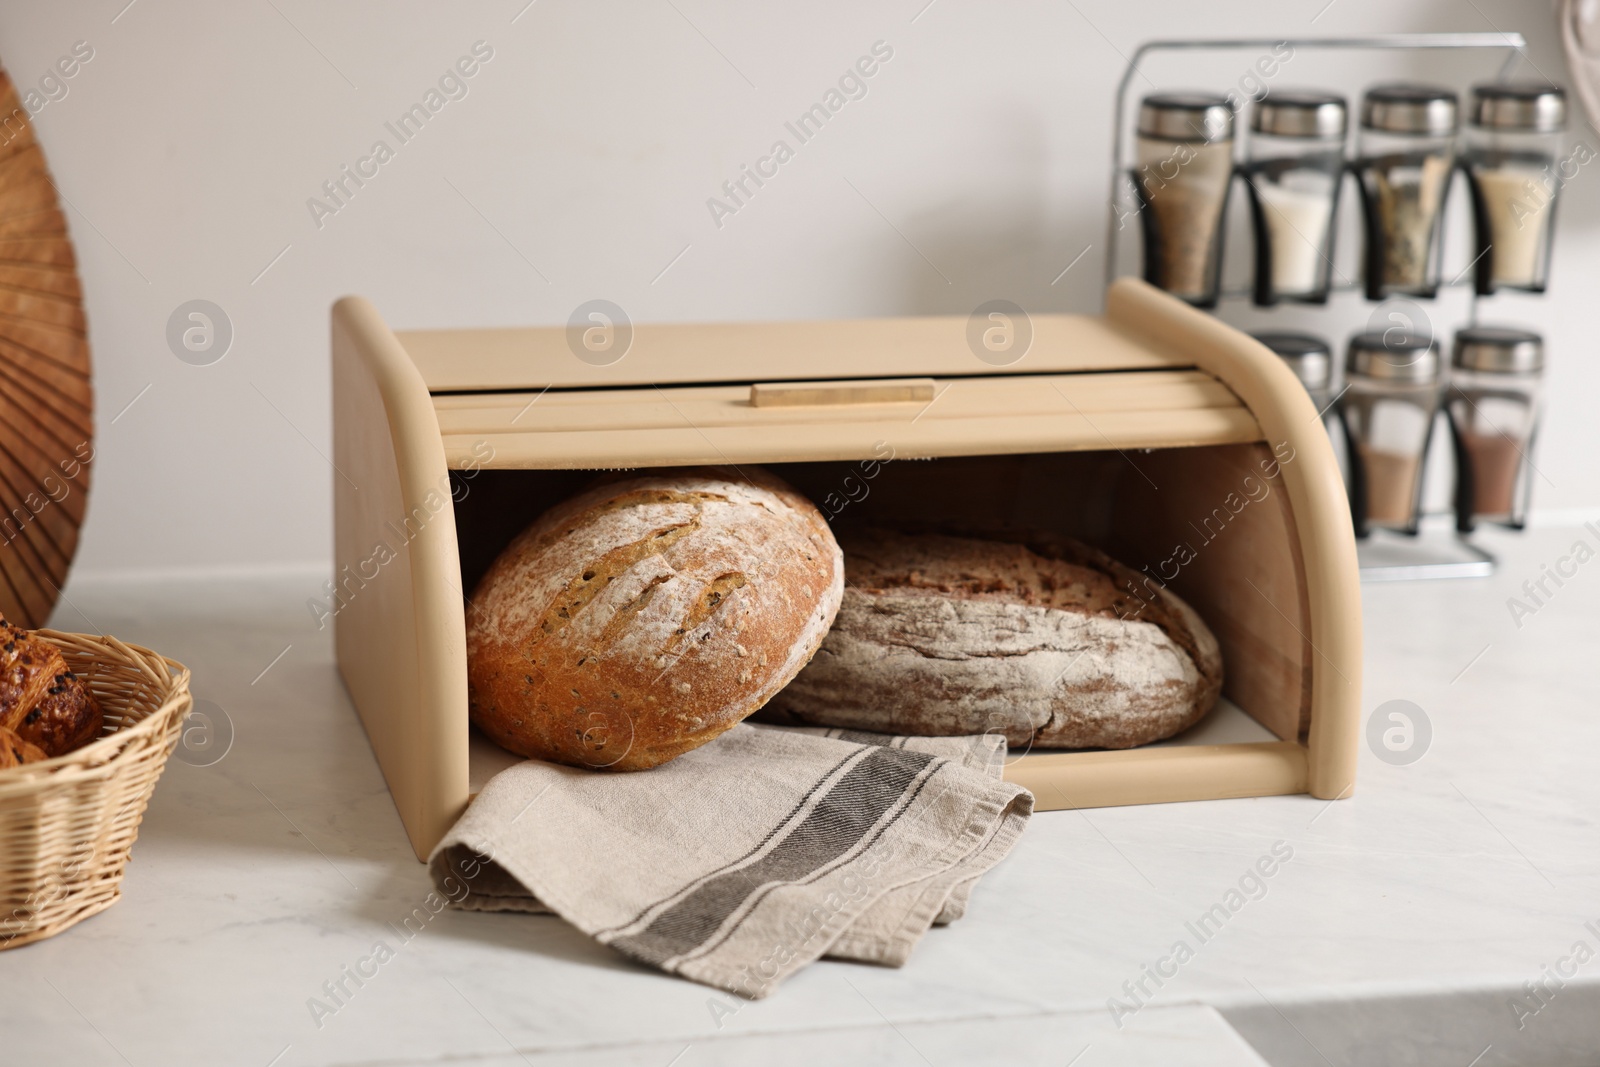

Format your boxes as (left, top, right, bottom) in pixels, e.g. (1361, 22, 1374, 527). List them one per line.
(0, 68, 93, 628)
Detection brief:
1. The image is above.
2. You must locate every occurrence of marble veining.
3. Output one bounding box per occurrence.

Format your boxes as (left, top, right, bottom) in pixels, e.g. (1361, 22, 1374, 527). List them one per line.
(5, 525, 1598, 1065)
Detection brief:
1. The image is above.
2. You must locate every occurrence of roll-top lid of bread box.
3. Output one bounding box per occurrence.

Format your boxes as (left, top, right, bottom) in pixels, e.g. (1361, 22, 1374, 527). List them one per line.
(396, 314, 1193, 394)
(430, 369, 1262, 470)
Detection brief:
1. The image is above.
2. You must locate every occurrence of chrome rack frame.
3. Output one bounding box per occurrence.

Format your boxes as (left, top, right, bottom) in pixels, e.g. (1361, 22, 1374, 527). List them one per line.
(1104, 32, 1531, 582)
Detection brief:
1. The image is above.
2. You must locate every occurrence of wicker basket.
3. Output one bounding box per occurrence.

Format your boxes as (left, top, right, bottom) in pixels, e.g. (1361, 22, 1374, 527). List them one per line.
(0, 630, 191, 949)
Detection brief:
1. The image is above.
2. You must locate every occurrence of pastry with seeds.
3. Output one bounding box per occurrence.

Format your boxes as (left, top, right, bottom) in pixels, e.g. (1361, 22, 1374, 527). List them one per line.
(0, 614, 104, 762)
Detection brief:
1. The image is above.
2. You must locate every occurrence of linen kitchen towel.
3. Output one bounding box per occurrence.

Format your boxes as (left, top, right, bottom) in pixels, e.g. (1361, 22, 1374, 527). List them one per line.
(428, 723, 1033, 998)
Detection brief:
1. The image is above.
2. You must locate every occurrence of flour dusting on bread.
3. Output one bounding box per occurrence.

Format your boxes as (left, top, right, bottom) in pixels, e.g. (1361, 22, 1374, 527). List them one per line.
(467, 467, 843, 771)
(767, 528, 1222, 749)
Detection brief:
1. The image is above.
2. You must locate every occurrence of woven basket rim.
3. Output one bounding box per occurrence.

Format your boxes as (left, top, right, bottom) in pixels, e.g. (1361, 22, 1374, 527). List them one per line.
(0, 628, 193, 949)
(0, 629, 191, 791)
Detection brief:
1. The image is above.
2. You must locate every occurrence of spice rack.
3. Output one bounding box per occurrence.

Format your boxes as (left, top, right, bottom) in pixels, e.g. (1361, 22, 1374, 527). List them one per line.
(1105, 32, 1542, 581)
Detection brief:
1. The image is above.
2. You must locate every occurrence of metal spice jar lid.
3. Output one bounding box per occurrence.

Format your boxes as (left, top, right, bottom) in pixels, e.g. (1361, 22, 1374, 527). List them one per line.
(1253, 90, 1347, 139)
(1252, 331, 1333, 391)
(1453, 325, 1544, 374)
(1361, 83, 1458, 136)
(1138, 92, 1234, 142)
(1470, 82, 1567, 133)
(1346, 330, 1441, 382)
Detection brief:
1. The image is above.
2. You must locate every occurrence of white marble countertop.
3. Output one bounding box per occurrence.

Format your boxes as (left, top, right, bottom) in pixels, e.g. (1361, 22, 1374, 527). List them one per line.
(8, 524, 1600, 1067)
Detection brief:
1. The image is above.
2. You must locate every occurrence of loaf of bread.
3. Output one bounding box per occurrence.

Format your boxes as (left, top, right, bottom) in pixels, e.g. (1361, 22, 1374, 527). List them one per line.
(467, 467, 843, 771)
(0, 615, 104, 762)
(765, 528, 1223, 749)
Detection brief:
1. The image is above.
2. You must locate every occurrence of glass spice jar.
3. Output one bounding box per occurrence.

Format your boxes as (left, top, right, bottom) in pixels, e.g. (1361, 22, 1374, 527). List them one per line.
(1463, 82, 1567, 295)
(1354, 83, 1459, 301)
(1133, 92, 1236, 308)
(1339, 330, 1442, 537)
(1244, 91, 1348, 306)
(1252, 331, 1335, 417)
(1446, 326, 1544, 531)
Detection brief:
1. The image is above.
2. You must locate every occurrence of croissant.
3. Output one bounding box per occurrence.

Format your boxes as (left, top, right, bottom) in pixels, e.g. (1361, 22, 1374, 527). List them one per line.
(0, 615, 103, 762)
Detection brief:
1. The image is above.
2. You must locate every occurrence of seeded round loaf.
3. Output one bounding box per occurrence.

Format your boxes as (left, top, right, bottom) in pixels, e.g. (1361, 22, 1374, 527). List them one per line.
(766, 528, 1223, 749)
(467, 467, 843, 771)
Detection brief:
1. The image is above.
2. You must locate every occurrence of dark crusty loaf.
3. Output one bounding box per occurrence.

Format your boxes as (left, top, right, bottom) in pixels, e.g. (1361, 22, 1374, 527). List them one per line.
(766, 528, 1223, 749)
(467, 467, 843, 771)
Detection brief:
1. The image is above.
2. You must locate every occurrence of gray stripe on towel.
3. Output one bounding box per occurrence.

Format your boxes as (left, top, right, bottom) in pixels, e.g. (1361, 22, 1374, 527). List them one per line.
(831, 728, 900, 748)
(605, 745, 936, 967)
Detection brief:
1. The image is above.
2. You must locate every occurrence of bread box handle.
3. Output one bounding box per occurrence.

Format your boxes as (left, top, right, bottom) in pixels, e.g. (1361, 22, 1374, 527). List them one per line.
(749, 377, 936, 408)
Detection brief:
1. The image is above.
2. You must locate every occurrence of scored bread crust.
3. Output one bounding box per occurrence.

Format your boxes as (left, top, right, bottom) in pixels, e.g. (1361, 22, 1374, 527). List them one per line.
(467, 467, 843, 771)
(765, 528, 1223, 749)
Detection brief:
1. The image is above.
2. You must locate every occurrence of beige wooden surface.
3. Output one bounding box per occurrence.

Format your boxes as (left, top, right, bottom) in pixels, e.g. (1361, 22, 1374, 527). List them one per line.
(749, 377, 936, 407)
(1104, 279, 1362, 801)
(1005, 741, 1308, 811)
(332, 297, 469, 861)
(1108, 443, 1313, 742)
(335, 279, 1360, 858)
(434, 370, 1261, 470)
(432, 370, 1239, 430)
(400, 313, 1183, 392)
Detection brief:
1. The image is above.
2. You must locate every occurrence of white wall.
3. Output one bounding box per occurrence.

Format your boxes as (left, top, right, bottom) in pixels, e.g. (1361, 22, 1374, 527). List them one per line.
(0, 0, 1590, 578)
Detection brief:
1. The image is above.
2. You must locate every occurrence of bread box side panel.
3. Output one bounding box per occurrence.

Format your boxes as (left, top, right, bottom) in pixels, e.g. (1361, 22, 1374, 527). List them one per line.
(332, 297, 469, 860)
(1108, 443, 1312, 743)
(1106, 278, 1362, 800)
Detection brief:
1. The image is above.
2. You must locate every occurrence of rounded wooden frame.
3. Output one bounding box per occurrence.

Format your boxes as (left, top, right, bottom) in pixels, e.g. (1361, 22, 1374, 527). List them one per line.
(332, 278, 1361, 860)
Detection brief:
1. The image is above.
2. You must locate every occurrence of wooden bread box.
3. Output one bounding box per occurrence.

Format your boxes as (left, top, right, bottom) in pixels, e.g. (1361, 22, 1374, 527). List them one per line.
(331, 278, 1362, 860)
